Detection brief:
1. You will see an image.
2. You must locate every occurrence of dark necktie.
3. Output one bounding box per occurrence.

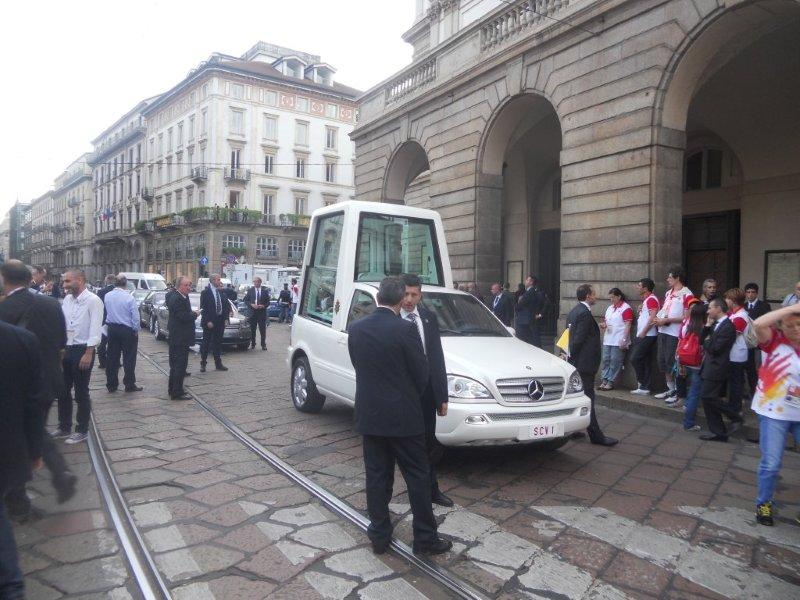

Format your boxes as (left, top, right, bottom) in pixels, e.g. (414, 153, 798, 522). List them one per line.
(256, 288, 260, 305)
(215, 288, 221, 315)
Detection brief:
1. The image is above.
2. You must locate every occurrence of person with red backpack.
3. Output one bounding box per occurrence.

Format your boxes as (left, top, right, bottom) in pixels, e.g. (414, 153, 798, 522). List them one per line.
(678, 299, 707, 431)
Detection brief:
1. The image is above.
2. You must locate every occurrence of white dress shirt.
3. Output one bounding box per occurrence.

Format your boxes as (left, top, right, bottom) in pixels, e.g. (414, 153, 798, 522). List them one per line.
(400, 307, 426, 354)
(62, 288, 104, 346)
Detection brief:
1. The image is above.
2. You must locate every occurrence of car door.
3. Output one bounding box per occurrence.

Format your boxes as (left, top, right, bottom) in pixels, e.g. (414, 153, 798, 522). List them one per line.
(329, 288, 377, 402)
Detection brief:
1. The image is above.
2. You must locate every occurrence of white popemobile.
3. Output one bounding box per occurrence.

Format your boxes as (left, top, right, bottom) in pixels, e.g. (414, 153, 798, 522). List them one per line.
(287, 201, 591, 451)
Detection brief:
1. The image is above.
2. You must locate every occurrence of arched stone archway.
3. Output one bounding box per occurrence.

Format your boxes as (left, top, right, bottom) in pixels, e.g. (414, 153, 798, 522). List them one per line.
(382, 140, 430, 204)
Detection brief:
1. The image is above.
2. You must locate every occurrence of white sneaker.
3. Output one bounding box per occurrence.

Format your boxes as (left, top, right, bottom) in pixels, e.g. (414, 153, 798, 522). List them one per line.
(630, 388, 650, 395)
(50, 428, 71, 439)
(654, 390, 676, 400)
(65, 432, 88, 444)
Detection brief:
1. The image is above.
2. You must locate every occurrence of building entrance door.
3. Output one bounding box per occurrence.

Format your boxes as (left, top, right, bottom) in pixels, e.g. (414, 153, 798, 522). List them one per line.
(682, 210, 740, 294)
(537, 228, 560, 337)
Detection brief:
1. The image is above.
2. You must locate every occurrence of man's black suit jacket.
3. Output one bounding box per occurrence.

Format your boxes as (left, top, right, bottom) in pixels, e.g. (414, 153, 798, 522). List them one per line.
(0, 321, 44, 493)
(700, 318, 736, 381)
(97, 284, 115, 325)
(745, 299, 771, 321)
(244, 286, 269, 313)
(348, 307, 429, 437)
(0, 289, 66, 401)
(167, 292, 197, 347)
(418, 306, 448, 412)
(516, 286, 544, 325)
(200, 286, 232, 325)
(566, 302, 601, 375)
(491, 292, 515, 326)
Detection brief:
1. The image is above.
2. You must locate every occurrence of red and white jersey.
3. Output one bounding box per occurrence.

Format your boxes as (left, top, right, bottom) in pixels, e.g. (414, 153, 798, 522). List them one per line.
(752, 329, 800, 421)
(637, 293, 660, 338)
(729, 307, 750, 363)
(657, 287, 694, 337)
(604, 301, 634, 346)
(290, 284, 300, 304)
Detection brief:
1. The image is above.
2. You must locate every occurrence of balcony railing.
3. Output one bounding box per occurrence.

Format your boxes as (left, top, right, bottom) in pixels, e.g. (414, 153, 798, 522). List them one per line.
(75, 216, 85, 226)
(67, 198, 81, 208)
(154, 214, 185, 230)
(279, 213, 311, 227)
(480, 0, 571, 50)
(385, 57, 436, 105)
(191, 166, 208, 182)
(224, 167, 251, 182)
(141, 187, 154, 200)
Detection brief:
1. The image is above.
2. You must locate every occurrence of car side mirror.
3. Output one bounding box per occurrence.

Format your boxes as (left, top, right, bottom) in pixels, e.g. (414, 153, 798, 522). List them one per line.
(506, 326, 515, 336)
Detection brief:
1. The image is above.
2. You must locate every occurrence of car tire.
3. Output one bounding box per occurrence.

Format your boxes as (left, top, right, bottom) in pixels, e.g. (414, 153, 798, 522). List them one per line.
(534, 437, 570, 452)
(237, 343, 249, 351)
(153, 319, 165, 341)
(291, 357, 325, 413)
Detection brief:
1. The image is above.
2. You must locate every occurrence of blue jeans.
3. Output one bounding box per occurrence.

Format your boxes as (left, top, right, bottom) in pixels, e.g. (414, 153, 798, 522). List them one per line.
(757, 415, 800, 505)
(601, 345, 625, 383)
(682, 366, 702, 428)
(0, 498, 24, 599)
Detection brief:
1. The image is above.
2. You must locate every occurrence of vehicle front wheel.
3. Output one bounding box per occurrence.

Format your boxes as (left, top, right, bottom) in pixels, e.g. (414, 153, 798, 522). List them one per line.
(291, 357, 325, 413)
(153, 319, 165, 341)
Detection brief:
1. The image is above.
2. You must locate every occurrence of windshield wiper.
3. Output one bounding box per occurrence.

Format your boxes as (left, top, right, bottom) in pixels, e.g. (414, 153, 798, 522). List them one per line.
(438, 327, 464, 335)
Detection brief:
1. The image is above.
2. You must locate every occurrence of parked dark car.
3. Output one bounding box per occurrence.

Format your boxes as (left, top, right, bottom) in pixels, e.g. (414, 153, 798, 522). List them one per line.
(237, 296, 282, 321)
(152, 293, 251, 349)
(141, 291, 168, 329)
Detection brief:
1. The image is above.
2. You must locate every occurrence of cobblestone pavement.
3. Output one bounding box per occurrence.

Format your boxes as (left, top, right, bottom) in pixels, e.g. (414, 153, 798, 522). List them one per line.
(19, 323, 800, 599)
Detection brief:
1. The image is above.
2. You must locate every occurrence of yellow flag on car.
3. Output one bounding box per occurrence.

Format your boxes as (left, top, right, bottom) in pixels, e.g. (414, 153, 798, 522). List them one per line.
(555, 327, 569, 351)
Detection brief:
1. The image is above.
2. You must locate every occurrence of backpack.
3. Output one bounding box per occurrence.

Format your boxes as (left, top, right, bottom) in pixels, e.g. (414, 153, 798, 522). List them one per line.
(677, 332, 703, 367)
(744, 320, 759, 349)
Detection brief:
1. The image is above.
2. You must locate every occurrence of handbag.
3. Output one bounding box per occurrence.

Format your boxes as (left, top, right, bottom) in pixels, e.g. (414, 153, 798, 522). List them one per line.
(677, 332, 703, 367)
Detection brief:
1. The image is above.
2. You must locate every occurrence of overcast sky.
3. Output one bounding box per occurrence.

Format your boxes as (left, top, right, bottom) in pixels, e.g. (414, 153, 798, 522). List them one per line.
(0, 0, 415, 216)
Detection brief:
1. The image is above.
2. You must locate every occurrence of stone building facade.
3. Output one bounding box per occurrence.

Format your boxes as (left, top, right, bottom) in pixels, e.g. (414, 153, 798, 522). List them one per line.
(353, 0, 800, 330)
(51, 155, 94, 277)
(27, 191, 54, 269)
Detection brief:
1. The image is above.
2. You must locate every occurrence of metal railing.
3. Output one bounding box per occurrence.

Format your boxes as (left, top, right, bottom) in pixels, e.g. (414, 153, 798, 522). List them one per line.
(224, 167, 251, 181)
(190, 166, 208, 181)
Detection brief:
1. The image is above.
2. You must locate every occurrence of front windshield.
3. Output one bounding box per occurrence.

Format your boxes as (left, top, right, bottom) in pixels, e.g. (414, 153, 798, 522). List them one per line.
(127, 282, 137, 292)
(420, 292, 510, 337)
(151, 292, 167, 305)
(146, 278, 167, 290)
(133, 290, 149, 300)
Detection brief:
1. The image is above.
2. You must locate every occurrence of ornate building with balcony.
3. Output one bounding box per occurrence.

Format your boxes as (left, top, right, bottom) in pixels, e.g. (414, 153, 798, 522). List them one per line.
(136, 41, 360, 282)
(51, 155, 93, 277)
(354, 0, 800, 332)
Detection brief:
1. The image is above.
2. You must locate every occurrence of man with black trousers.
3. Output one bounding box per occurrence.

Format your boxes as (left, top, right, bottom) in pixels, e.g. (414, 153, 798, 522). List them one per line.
(744, 283, 771, 395)
(0, 260, 76, 517)
(348, 277, 451, 556)
(244, 277, 269, 350)
(0, 320, 44, 598)
(566, 284, 618, 446)
(199, 274, 231, 372)
(401, 274, 453, 508)
(103, 275, 142, 393)
(700, 298, 742, 442)
(516, 275, 545, 347)
(95, 274, 115, 369)
(167, 277, 199, 400)
(490, 282, 515, 326)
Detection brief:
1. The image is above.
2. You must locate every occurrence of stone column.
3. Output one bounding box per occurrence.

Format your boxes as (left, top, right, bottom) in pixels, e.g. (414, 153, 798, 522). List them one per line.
(474, 175, 504, 291)
(649, 128, 686, 287)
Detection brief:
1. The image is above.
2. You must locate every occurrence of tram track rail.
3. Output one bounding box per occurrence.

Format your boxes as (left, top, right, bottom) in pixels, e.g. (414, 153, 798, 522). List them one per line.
(88, 415, 173, 600)
(137, 348, 488, 600)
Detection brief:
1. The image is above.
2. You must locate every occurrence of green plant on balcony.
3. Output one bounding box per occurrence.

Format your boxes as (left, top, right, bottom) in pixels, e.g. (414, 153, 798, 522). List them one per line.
(195, 245, 206, 258)
(221, 246, 246, 257)
(134, 220, 147, 233)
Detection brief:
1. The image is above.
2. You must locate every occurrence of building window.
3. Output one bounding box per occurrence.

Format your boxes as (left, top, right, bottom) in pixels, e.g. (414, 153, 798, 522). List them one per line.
(187, 188, 193, 209)
(222, 234, 245, 249)
(296, 97, 308, 112)
(177, 121, 184, 147)
(325, 104, 337, 119)
(264, 90, 277, 106)
(167, 128, 173, 152)
(325, 127, 338, 150)
(295, 121, 309, 146)
(175, 189, 183, 212)
(325, 162, 336, 183)
(295, 196, 307, 215)
(295, 157, 306, 179)
(288, 239, 306, 261)
(264, 154, 275, 175)
(231, 149, 241, 169)
(230, 83, 245, 99)
(263, 193, 274, 217)
(230, 108, 245, 135)
(685, 148, 723, 191)
(188, 115, 195, 140)
(256, 236, 278, 257)
(263, 114, 278, 141)
(199, 190, 205, 205)
(158, 134, 163, 156)
(201, 109, 208, 135)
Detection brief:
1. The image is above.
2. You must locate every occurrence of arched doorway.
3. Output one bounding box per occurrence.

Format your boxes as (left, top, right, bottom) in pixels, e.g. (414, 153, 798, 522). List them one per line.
(479, 94, 562, 334)
(383, 140, 430, 204)
(660, 1, 800, 300)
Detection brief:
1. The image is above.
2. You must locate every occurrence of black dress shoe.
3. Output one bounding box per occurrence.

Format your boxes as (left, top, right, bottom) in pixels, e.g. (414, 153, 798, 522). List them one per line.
(432, 491, 455, 507)
(215, 364, 228, 371)
(124, 385, 143, 392)
(106, 386, 118, 393)
(200, 362, 206, 373)
(728, 420, 743, 435)
(371, 540, 390, 555)
(261, 346, 267, 351)
(249, 343, 255, 350)
(54, 471, 77, 504)
(590, 436, 619, 447)
(184, 371, 191, 377)
(170, 392, 192, 401)
(699, 433, 728, 442)
(412, 538, 453, 555)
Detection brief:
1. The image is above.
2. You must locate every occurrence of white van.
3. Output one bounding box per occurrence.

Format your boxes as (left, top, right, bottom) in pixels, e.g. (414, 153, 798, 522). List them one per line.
(197, 277, 232, 292)
(120, 272, 167, 291)
(287, 201, 591, 450)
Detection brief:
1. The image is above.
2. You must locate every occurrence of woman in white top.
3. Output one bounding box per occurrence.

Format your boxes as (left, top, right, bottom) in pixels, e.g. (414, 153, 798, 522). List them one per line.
(599, 288, 634, 390)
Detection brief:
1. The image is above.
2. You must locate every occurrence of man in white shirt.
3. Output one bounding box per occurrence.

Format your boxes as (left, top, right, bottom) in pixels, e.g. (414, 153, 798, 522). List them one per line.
(54, 269, 104, 444)
(290, 278, 300, 322)
(782, 281, 800, 308)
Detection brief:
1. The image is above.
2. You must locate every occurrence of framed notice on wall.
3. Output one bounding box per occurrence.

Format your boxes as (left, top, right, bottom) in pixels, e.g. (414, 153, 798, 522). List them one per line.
(506, 261, 523, 289)
(764, 250, 800, 303)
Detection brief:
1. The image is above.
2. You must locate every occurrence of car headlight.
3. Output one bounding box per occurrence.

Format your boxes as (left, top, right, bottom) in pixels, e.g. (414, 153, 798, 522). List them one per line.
(566, 371, 584, 395)
(447, 375, 493, 403)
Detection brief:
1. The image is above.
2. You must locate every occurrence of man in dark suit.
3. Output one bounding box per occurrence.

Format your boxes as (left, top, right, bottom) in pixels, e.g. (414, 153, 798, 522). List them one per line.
(348, 277, 451, 556)
(566, 284, 618, 446)
(0, 260, 76, 514)
(0, 320, 44, 597)
(167, 277, 198, 400)
(244, 277, 269, 350)
(401, 274, 452, 507)
(199, 274, 231, 372)
(516, 275, 545, 347)
(95, 274, 115, 369)
(700, 298, 741, 442)
(490, 282, 515, 326)
(744, 283, 771, 395)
